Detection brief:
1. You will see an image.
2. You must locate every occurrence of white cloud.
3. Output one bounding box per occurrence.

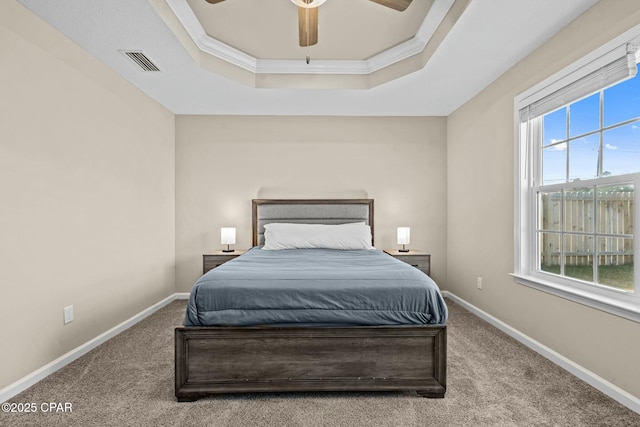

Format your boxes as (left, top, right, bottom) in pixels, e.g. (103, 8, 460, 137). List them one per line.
(605, 143, 617, 150)
(548, 142, 567, 151)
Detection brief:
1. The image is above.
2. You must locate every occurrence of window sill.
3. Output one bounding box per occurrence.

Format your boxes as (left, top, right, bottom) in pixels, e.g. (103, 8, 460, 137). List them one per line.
(510, 273, 640, 323)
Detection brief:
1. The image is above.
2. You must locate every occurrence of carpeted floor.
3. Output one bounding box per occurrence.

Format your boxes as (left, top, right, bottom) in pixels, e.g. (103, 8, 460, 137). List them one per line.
(2, 299, 639, 426)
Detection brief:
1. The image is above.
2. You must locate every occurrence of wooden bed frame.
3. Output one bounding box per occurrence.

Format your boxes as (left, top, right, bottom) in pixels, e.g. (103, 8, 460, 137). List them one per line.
(175, 199, 447, 401)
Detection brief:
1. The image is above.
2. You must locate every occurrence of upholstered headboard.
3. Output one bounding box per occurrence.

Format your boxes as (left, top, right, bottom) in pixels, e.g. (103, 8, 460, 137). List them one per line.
(252, 199, 374, 247)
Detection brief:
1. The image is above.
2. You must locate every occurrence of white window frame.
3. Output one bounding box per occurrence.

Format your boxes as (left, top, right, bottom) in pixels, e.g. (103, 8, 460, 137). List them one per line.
(513, 25, 640, 323)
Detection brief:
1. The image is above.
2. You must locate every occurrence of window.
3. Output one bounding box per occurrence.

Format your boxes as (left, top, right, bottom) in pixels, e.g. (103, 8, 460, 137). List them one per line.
(515, 33, 640, 322)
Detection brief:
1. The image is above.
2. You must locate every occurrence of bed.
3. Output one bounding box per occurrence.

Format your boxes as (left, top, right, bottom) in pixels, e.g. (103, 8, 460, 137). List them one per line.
(175, 199, 447, 401)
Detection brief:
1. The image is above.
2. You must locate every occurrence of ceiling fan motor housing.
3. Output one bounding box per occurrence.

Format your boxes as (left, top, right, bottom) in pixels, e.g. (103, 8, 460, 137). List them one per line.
(291, 0, 327, 8)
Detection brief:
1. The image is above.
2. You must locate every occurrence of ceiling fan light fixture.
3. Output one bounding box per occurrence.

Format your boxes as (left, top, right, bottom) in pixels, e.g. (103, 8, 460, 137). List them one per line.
(290, 0, 327, 8)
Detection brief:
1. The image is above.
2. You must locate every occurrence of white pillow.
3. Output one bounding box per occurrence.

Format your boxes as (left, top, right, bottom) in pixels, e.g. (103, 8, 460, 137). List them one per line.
(262, 222, 374, 250)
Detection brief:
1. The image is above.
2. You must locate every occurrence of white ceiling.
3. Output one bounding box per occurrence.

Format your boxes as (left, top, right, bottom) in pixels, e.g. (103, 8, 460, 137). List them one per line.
(18, 0, 599, 116)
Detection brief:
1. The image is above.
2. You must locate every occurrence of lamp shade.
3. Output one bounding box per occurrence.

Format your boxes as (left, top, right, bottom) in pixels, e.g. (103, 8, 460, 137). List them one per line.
(221, 227, 236, 245)
(397, 227, 410, 245)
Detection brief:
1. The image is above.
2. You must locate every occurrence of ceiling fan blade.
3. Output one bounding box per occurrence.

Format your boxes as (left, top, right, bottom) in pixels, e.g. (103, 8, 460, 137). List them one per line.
(369, 0, 412, 12)
(204, 0, 225, 4)
(298, 6, 318, 47)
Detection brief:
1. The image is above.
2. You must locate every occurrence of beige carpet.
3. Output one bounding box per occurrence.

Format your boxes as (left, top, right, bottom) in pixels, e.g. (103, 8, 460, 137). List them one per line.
(2, 299, 639, 427)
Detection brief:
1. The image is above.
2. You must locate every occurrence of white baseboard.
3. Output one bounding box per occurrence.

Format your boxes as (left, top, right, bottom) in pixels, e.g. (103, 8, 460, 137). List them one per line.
(3, 291, 638, 414)
(442, 291, 640, 414)
(0, 292, 184, 403)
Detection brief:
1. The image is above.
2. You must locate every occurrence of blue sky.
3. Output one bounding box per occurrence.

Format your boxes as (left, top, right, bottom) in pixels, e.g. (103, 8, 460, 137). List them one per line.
(542, 64, 640, 185)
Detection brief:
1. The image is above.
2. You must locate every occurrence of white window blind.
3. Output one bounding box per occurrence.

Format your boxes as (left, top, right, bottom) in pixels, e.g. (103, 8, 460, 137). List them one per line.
(520, 44, 637, 122)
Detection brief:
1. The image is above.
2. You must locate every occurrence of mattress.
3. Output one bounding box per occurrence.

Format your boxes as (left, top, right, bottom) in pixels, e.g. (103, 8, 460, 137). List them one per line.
(184, 247, 448, 327)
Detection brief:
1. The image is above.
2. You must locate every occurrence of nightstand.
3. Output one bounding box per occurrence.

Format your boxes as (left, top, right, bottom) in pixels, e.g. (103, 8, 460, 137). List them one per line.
(384, 249, 431, 276)
(202, 250, 246, 274)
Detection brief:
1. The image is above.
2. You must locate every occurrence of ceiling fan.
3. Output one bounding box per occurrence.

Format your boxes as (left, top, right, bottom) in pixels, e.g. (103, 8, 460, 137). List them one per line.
(204, 0, 412, 47)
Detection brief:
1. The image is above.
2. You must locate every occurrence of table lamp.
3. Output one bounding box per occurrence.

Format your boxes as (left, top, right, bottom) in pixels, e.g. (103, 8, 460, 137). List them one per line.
(221, 227, 236, 253)
(397, 227, 410, 252)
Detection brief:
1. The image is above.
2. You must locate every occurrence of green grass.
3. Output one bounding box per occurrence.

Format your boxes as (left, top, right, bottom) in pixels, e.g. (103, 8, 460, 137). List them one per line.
(541, 264, 634, 291)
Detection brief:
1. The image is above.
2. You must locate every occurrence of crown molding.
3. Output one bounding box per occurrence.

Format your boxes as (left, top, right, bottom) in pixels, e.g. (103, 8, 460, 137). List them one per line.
(165, 0, 455, 76)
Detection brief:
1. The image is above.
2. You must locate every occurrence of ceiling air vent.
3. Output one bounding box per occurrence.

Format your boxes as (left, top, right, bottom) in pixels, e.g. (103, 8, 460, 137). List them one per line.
(121, 50, 161, 72)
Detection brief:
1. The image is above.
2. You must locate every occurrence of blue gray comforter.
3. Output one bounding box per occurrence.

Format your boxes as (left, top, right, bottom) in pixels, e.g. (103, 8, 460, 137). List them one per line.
(184, 247, 447, 326)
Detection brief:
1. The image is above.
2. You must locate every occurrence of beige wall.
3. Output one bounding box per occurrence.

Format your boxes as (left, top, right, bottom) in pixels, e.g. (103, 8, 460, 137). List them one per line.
(0, 1, 175, 390)
(447, 0, 640, 399)
(175, 115, 447, 292)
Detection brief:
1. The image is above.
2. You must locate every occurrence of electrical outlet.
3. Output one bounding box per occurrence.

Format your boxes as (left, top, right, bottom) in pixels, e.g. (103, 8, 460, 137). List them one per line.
(63, 305, 74, 324)
(477, 277, 483, 290)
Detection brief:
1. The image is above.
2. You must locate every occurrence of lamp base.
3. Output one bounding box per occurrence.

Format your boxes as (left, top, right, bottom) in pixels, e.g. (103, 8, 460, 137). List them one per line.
(222, 249, 235, 253)
(398, 249, 409, 253)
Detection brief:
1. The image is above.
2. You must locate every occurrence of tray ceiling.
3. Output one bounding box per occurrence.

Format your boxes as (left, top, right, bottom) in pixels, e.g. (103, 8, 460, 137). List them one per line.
(16, 0, 600, 115)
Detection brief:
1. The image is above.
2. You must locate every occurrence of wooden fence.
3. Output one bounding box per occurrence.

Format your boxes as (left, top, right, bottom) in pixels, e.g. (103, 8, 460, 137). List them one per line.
(540, 190, 634, 266)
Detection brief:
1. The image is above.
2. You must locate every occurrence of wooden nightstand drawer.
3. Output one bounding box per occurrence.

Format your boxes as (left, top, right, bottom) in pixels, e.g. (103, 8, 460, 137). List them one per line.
(203, 250, 246, 274)
(383, 250, 431, 276)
